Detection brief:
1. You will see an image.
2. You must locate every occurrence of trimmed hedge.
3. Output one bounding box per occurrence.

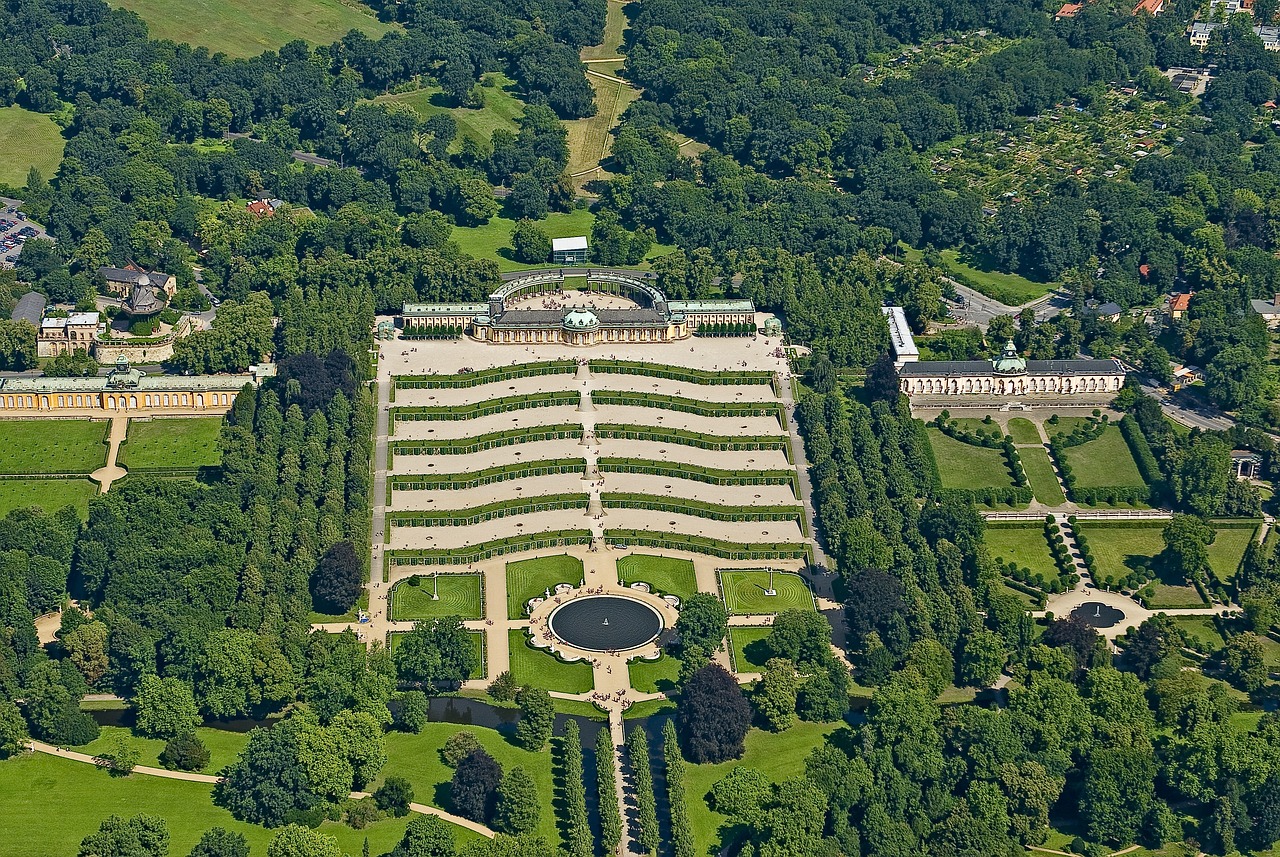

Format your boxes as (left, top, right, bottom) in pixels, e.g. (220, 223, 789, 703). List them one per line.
(1120, 415, 1166, 499)
(694, 322, 754, 337)
(387, 493, 588, 528)
(587, 360, 772, 385)
(391, 425, 580, 456)
(1048, 432, 1151, 506)
(386, 530, 594, 566)
(597, 457, 797, 491)
(595, 424, 792, 460)
(393, 361, 576, 388)
(400, 326, 464, 340)
(591, 390, 786, 425)
(603, 529, 809, 561)
(392, 390, 578, 422)
(600, 492, 805, 527)
(390, 458, 585, 492)
(937, 486, 1034, 506)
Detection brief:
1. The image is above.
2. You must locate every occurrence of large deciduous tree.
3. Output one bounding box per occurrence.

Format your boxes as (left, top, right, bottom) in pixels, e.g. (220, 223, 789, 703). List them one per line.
(310, 541, 362, 615)
(678, 664, 752, 763)
(451, 748, 503, 823)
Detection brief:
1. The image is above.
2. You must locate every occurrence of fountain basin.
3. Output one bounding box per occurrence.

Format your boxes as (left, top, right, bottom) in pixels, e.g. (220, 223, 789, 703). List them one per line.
(547, 594, 664, 652)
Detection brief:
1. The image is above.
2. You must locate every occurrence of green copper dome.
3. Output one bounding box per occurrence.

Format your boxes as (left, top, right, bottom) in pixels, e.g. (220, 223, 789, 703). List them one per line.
(992, 340, 1027, 374)
(563, 309, 600, 330)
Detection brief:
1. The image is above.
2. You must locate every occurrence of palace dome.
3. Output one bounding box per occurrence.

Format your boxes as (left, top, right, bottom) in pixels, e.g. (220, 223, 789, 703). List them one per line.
(992, 340, 1027, 374)
(563, 309, 600, 330)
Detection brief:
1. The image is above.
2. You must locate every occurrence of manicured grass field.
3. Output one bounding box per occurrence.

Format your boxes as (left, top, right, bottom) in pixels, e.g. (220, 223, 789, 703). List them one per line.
(1019, 447, 1067, 506)
(719, 570, 815, 615)
(506, 554, 585, 619)
(378, 723, 559, 847)
(1204, 526, 1258, 587)
(0, 106, 66, 187)
(628, 653, 680, 693)
(924, 427, 1015, 490)
(507, 629, 594, 693)
(119, 417, 223, 470)
(0, 752, 478, 857)
(110, 0, 395, 58)
(453, 210, 597, 272)
(728, 626, 773, 672)
(78, 725, 249, 774)
(374, 74, 525, 146)
(985, 525, 1059, 580)
(1074, 524, 1165, 588)
(616, 554, 697, 600)
(390, 630, 486, 679)
(0, 478, 97, 517)
(390, 573, 483, 620)
(0, 420, 107, 474)
(1006, 417, 1042, 444)
(681, 720, 840, 857)
(1058, 426, 1146, 489)
(1045, 416, 1094, 437)
(1172, 616, 1225, 652)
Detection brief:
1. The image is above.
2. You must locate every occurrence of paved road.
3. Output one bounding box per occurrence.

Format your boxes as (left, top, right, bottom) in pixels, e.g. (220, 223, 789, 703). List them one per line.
(1139, 381, 1235, 432)
(945, 283, 1070, 329)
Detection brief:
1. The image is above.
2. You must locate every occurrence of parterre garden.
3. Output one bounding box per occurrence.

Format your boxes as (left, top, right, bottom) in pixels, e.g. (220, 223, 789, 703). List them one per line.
(617, 553, 698, 600)
(118, 417, 223, 472)
(718, 569, 815, 615)
(390, 572, 484, 620)
(0, 419, 108, 516)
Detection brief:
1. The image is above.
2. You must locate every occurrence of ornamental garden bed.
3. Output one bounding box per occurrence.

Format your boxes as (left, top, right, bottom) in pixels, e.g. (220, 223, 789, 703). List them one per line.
(617, 554, 698, 600)
(389, 572, 484, 620)
(505, 554, 585, 619)
(718, 569, 816, 615)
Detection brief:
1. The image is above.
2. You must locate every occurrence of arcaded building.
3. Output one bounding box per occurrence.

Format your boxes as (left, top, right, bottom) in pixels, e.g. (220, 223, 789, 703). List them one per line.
(899, 342, 1125, 397)
(401, 271, 755, 345)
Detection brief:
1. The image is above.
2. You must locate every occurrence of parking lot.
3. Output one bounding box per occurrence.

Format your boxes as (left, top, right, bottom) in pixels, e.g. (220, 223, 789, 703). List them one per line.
(0, 198, 51, 269)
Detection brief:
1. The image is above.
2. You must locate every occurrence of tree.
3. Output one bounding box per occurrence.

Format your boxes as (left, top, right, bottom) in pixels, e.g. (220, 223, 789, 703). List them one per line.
(442, 731, 481, 767)
(451, 748, 503, 823)
(1205, 345, 1263, 410)
(494, 766, 540, 836)
(78, 815, 169, 857)
(511, 220, 551, 264)
(508, 176, 549, 220)
(514, 686, 554, 751)
(396, 690, 428, 733)
(626, 727, 659, 856)
(266, 826, 341, 857)
(310, 541, 363, 615)
(764, 610, 834, 667)
(94, 734, 141, 776)
(188, 828, 250, 857)
(1220, 633, 1267, 692)
(374, 777, 414, 817)
(330, 710, 385, 789)
(1162, 514, 1215, 584)
(1081, 747, 1155, 845)
(487, 671, 518, 703)
(710, 767, 771, 828)
(674, 593, 728, 654)
(161, 732, 210, 772)
(63, 620, 109, 686)
(595, 727, 621, 854)
(678, 664, 752, 763)
(1175, 438, 1230, 517)
(217, 725, 315, 827)
(390, 815, 457, 857)
(864, 351, 900, 402)
(133, 674, 201, 739)
(958, 631, 1007, 687)
(0, 700, 28, 758)
(753, 658, 799, 731)
(1041, 615, 1101, 674)
(559, 721, 591, 857)
(394, 617, 480, 688)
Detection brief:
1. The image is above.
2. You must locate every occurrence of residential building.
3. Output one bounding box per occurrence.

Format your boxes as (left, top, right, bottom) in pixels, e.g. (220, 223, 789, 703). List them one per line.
(98, 267, 177, 300)
(1056, 2, 1083, 17)
(247, 198, 285, 217)
(1250, 294, 1280, 327)
(1169, 292, 1194, 319)
(1189, 22, 1222, 46)
(10, 291, 45, 326)
(1134, 0, 1165, 15)
(551, 236, 589, 265)
(37, 312, 100, 358)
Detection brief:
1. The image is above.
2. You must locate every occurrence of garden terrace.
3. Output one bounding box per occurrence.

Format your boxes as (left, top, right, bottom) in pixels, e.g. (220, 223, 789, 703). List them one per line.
(593, 473, 797, 507)
(603, 510, 805, 544)
(385, 530, 594, 567)
(718, 569, 817, 614)
(392, 361, 576, 390)
(604, 529, 810, 561)
(388, 511, 600, 550)
(598, 457, 798, 491)
(392, 374, 582, 408)
(390, 425, 580, 457)
(0, 419, 109, 476)
(391, 391, 579, 423)
(389, 474, 590, 512)
(386, 493, 589, 529)
(600, 493, 806, 530)
(389, 572, 484, 620)
(587, 360, 773, 385)
(591, 390, 787, 424)
(595, 424, 792, 457)
(389, 458, 586, 491)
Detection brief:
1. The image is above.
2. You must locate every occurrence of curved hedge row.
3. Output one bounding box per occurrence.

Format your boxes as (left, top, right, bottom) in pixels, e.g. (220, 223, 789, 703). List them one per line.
(390, 458, 585, 492)
(587, 359, 772, 386)
(392, 390, 579, 422)
(933, 416, 1029, 492)
(1047, 413, 1107, 447)
(386, 529, 594, 566)
(597, 457, 796, 491)
(600, 492, 804, 527)
(391, 424, 580, 457)
(387, 493, 588, 528)
(595, 424, 792, 459)
(394, 361, 576, 388)
(603, 529, 810, 560)
(591, 390, 786, 425)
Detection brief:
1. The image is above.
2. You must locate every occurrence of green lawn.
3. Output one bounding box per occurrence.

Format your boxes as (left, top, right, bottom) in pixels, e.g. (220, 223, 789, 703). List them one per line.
(451, 209, 674, 273)
(1074, 524, 1165, 588)
(377, 724, 559, 847)
(728, 626, 773, 672)
(0, 478, 97, 517)
(110, 0, 395, 58)
(925, 427, 1015, 490)
(1059, 426, 1146, 489)
(390, 630, 486, 679)
(719, 570, 815, 615)
(1172, 616, 1225, 653)
(628, 653, 681, 693)
(506, 554, 585, 619)
(1006, 418, 1042, 444)
(507, 629, 594, 693)
(374, 74, 524, 147)
(681, 721, 841, 857)
(616, 554, 698, 601)
(1019, 447, 1067, 506)
(390, 573, 483, 621)
(0, 420, 108, 474)
(1204, 526, 1258, 587)
(0, 105, 66, 187)
(985, 526, 1059, 580)
(0, 752, 478, 857)
(119, 417, 223, 470)
(901, 246, 1056, 305)
(1045, 416, 1094, 437)
(78, 725, 249, 774)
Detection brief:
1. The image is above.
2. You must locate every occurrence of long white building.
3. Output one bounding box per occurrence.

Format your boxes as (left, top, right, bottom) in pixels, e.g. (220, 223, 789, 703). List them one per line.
(899, 342, 1125, 397)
